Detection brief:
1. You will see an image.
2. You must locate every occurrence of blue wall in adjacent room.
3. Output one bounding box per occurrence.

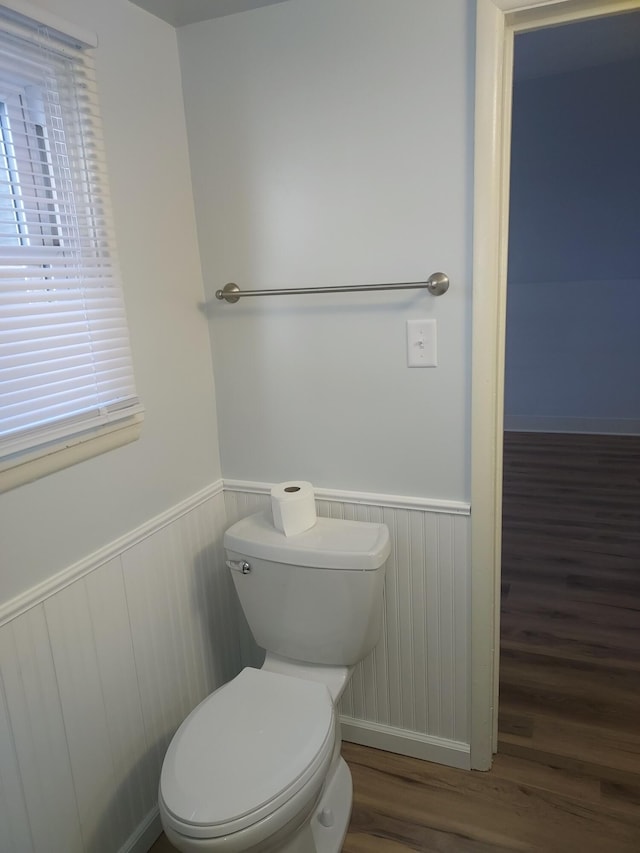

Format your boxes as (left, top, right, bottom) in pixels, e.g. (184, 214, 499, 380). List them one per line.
(505, 55, 640, 431)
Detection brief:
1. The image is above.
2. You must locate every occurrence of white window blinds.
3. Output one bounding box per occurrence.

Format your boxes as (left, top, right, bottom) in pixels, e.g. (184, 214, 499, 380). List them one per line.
(0, 8, 142, 469)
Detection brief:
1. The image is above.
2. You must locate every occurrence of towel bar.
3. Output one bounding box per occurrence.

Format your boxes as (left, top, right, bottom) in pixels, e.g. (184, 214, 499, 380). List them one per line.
(215, 272, 449, 303)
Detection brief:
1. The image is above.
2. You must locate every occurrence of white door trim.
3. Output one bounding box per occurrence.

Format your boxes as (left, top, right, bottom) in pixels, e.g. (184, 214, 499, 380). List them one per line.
(470, 0, 640, 770)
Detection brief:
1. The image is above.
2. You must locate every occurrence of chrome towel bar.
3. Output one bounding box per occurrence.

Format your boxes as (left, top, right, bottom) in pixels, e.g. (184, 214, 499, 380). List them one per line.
(215, 272, 449, 304)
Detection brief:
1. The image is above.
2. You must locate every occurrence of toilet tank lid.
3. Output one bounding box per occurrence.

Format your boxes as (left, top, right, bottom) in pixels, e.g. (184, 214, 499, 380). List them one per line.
(224, 511, 390, 570)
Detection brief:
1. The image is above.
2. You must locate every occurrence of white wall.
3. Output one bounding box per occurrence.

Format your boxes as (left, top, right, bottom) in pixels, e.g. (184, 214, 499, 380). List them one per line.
(0, 0, 222, 605)
(178, 0, 474, 501)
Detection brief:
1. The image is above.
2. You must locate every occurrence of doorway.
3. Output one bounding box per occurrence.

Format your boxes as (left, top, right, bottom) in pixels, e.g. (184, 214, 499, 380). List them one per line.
(470, 0, 640, 771)
(498, 6, 640, 779)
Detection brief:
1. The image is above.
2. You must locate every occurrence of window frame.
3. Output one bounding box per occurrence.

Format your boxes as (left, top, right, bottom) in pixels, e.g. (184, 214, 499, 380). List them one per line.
(0, 4, 143, 493)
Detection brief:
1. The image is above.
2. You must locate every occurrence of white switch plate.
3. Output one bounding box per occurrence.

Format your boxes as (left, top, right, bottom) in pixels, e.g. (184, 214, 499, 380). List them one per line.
(406, 318, 437, 367)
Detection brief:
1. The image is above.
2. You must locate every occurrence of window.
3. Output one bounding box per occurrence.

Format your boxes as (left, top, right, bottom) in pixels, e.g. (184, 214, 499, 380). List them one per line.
(0, 8, 142, 491)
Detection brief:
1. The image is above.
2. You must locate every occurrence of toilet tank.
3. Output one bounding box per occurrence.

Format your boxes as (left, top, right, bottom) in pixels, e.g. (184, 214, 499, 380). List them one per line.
(224, 511, 390, 666)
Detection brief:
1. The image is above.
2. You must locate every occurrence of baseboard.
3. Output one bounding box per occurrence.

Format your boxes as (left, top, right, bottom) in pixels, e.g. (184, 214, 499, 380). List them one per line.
(120, 807, 161, 853)
(340, 716, 471, 771)
(504, 415, 640, 436)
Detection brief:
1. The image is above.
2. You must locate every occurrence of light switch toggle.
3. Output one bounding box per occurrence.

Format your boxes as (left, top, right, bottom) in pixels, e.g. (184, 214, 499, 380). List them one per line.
(406, 319, 437, 367)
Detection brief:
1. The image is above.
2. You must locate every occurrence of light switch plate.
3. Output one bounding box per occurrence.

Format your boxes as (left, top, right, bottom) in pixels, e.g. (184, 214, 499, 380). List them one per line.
(407, 319, 437, 367)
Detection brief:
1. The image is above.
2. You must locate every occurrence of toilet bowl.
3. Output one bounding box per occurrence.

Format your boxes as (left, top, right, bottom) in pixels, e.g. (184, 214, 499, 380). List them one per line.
(159, 510, 390, 853)
(159, 667, 350, 853)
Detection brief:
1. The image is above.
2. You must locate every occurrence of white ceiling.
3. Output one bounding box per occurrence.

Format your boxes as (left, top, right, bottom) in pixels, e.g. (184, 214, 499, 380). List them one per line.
(128, 0, 289, 27)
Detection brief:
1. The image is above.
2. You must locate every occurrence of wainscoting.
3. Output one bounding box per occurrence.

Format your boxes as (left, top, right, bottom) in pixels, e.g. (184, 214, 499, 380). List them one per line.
(0, 484, 236, 853)
(0, 479, 470, 853)
(224, 482, 471, 768)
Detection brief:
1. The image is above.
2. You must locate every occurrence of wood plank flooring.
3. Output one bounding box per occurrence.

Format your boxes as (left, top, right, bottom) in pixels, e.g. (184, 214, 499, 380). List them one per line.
(499, 432, 640, 785)
(497, 431, 640, 848)
(343, 742, 640, 852)
(152, 432, 640, 851)
(153, 740, 640, 852)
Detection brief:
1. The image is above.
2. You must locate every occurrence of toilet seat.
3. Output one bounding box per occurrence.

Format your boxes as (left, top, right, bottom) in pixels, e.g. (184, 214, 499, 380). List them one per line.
(160, 667, 335, 841)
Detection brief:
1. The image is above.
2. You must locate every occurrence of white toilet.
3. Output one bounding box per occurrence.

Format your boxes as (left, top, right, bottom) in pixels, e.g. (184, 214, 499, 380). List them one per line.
(158, 509, 390, 853)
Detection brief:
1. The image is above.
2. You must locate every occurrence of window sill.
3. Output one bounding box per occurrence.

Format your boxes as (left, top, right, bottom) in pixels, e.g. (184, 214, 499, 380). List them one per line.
(0, 413, 144, 493)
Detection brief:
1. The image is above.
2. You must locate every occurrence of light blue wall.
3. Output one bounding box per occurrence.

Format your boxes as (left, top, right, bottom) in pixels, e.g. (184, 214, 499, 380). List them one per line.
(178, 0, 475, 500)
(505, 54, 640, 431)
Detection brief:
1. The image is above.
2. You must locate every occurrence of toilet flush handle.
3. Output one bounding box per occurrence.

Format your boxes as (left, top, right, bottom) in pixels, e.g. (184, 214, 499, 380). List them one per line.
(226, 559, 251, 574)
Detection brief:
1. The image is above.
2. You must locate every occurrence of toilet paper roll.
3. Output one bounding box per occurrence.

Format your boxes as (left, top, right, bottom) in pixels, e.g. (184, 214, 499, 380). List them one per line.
(271, 481, 317, 536)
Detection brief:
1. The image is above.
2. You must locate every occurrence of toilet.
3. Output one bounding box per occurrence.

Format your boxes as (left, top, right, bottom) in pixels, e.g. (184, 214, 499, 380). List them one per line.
(158, 509, 390, 853)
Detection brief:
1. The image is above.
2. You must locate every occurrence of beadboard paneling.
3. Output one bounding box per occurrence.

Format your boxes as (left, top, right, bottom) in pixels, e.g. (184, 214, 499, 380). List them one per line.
(224, 486, 471, 764)
(122, 492, 242, 780)
(0, 486, 234, 853)
(44, 558, 154, 852)
(0, 606, 83, 853)
(0, 671, 34, 852)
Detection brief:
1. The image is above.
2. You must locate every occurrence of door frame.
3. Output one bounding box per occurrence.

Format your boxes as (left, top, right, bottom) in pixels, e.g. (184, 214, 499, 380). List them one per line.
(470, 0, 640, 770)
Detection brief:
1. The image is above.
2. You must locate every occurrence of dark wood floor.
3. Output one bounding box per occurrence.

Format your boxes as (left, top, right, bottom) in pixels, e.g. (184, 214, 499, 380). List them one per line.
(153, 432, 640, 851)
(499, 432, 640, 774)
(154, 740, 640, 853)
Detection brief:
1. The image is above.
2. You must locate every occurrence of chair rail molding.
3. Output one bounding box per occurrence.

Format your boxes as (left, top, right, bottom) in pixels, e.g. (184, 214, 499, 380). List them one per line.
(0, 480, 225, 628)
